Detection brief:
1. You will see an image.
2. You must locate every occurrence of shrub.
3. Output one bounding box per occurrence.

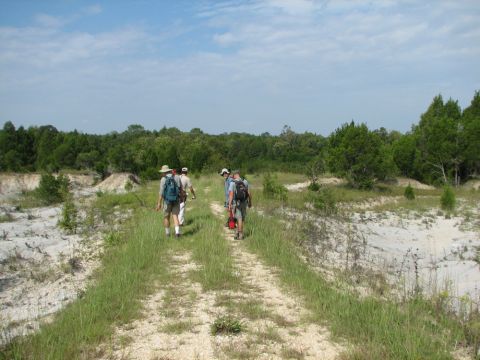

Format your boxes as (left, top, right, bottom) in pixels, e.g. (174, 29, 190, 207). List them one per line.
(307, 182, 320, 191)
(35, 173, 70, 205)
(404, 184, 415, 200)
(124, 180, 133, 192)
(440, 185, 456, 211)
(311, 187, 336, 215)
(58, 193, 78, 233)
(263, 173, 288, 201)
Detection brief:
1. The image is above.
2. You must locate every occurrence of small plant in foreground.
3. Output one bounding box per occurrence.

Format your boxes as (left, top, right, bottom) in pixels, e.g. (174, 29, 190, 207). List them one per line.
(440, 185, 456, 212)
(404, 184, 415, 200)
(211, 315, 243, 335)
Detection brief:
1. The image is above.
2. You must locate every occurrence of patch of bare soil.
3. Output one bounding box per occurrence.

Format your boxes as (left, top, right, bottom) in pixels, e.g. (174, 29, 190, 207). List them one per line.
(210, 202, 343, 359)
(101, 253, 219, 360)
(0, 173, 96, 196)
(95, 173, 140, 193)
(0, 204, 102, 344)
(285, 177, 345, 192)
(463, 180, 480, 191)
(101, 202, 343, 360)
(395, 177, 435, 190)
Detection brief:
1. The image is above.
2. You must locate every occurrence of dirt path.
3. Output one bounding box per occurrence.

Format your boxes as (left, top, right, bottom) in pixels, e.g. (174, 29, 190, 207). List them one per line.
(210, 202, 342, 359)
(101, 252, 219, 359)
(100, 201, 343, 359)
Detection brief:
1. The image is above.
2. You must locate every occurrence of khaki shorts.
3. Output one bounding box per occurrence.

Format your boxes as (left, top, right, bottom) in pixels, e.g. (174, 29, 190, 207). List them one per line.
(234, 200, 247, 221)
(163, 201, 180, 216)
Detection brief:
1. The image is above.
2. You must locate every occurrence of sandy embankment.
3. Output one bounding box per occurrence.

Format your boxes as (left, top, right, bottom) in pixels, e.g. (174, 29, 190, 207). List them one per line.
(0, 172, 138, 344)
(284, 177, 480, 304)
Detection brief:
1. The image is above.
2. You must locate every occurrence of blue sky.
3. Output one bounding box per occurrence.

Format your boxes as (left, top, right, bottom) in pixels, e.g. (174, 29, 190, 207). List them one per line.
(1, 0, 479, 135)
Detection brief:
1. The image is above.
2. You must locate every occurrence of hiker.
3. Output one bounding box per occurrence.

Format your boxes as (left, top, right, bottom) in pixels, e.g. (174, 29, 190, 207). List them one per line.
(228, 169, 252, 240)
(179, 167, 196, 226)
(220, 168, 233, 208)
(156, 165, 183, 238)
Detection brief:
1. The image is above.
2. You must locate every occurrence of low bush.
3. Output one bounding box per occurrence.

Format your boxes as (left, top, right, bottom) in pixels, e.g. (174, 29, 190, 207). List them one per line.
(58, 194, 78, 234)
(307, 182, 320, 191)
(35, 173, 70, 205)
(263, 173, 288, 202)
(404, 184, 415, 200)
(310, 187, 336, 215)
(440, 185, 456, 211)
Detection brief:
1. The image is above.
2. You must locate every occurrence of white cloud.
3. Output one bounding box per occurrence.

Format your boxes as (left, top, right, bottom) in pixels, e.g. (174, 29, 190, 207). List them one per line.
(0, 0, 478, 134)
(34, 14, 68, 28)
(213, 32, 236, 46)
(83, 4, 102, 15)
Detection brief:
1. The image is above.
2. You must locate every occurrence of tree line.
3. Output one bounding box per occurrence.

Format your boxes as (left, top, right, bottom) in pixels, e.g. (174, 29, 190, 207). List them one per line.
(1, 92, 479, 188)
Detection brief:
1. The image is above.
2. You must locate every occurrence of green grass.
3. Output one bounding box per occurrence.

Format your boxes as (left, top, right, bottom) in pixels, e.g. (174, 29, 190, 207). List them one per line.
(3, 173, 476, 359)
(2, 208, 172, 359)
(211, 315, 243, 335)
(0, 213, 14, 222)
(243, 210, 466, 359)
(160, 320, 194, 334)
(1, 177, 238, 360)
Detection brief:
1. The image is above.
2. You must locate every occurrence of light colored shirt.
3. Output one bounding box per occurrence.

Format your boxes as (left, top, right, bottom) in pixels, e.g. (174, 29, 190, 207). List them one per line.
(224, 177, 234, 203)
(159, 174, 182, 197)
(180, 174, 193, 193)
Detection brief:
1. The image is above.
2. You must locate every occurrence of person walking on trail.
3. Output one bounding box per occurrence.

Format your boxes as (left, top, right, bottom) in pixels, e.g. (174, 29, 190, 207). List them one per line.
(179, 167, 196, 226)
(228, 169, 252, 240)
(156, 165, 183, 238)
(220, 168, 233, 208)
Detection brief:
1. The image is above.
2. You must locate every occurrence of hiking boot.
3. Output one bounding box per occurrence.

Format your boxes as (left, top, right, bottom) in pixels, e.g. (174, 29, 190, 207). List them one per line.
(234, 232, 239, 240)
(238, 232, 244, 240)
(175, 233, 181, 239)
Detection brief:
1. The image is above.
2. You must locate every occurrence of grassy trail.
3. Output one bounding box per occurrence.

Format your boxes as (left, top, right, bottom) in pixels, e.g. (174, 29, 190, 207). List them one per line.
(1, 176, 470, 359)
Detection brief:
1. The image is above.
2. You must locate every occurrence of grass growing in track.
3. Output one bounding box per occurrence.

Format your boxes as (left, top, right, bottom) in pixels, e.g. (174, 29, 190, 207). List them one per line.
(244, 210, 466, 359)
(1, 177, 236, 360)
(2, 208, 171, 360)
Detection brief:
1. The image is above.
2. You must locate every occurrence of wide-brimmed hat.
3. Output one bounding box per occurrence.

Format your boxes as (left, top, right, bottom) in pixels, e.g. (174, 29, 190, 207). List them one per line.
(181, 167, 188, 173)
(219, 168, 230, 176)
(159, 165, 172, 173)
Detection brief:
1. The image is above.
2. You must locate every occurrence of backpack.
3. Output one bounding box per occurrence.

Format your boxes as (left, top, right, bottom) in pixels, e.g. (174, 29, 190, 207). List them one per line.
(235, 180, 248, 202)
(163, 176, 179, 203)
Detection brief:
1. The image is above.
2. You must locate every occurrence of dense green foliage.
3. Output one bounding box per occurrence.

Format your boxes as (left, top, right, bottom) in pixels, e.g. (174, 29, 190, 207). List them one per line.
(404, 184, 415, 200)
(35, 174, 70, 205)
(1, 92, 479, 186)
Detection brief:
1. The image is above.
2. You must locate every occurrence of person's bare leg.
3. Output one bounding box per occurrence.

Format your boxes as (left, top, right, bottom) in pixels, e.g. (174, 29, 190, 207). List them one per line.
(172, 214, 181, 236)
(237, 218, 243, 238)
(164, 215, 171, 236)
(172, 214, 180, 226)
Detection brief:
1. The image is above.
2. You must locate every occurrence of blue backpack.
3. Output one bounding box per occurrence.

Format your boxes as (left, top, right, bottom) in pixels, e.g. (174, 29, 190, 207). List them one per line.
(163, 176, 179, 203)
